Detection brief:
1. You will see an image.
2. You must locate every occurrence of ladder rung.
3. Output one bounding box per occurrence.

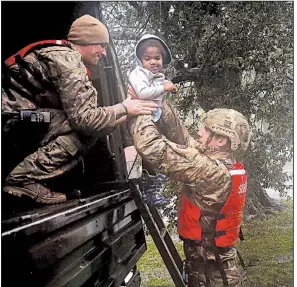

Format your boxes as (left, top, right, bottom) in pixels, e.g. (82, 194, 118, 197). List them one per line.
(160, 228, 167, 239)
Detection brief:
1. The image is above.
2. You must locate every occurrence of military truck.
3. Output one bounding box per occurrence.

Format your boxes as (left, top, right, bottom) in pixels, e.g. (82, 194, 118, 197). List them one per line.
(2, 2, 146, 286)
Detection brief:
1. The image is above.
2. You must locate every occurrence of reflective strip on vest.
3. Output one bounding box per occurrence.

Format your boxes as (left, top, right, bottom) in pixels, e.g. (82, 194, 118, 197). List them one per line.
(178, 162, 247, 247)
(229, 169, 245, 176)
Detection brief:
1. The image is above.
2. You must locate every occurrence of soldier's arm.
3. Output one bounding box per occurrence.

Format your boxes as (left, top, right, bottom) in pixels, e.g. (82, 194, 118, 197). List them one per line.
(130, 115, 229, 184)
(156, 100, 196, 147)
(54, 54, 122, 136)
(53, 52, 156, 137)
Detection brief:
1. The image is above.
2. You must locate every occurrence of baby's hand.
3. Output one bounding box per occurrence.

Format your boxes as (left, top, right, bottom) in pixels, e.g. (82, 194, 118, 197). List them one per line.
(164, 82, 177, 93)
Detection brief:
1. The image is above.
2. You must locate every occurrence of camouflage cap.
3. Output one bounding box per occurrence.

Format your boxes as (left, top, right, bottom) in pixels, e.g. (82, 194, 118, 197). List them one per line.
(68, 14, 109, 45)
(201, 109, 251, 151)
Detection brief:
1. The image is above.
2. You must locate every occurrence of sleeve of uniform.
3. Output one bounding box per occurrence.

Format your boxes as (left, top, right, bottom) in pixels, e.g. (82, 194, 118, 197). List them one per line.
(53, 51, 117, 136)
(156, 100, 197, 148)
(130, 115, 229, 185)
(129, 67, 164, 100)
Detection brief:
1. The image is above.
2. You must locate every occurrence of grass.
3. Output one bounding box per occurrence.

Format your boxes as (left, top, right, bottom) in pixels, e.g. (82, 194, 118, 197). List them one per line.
(138, 200, 293, 287)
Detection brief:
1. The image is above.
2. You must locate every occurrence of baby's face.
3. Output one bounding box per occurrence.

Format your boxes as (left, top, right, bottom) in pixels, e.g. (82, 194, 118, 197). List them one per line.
(141, 47, 163, 74)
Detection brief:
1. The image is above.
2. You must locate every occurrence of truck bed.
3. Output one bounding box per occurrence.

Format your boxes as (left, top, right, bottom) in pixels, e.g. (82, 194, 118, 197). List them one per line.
(2, 185, 146, 287)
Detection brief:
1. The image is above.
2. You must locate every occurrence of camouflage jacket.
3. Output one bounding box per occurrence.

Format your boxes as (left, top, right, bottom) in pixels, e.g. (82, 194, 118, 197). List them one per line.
(130, 101, 238, 260)
(2, 42, 116, 137)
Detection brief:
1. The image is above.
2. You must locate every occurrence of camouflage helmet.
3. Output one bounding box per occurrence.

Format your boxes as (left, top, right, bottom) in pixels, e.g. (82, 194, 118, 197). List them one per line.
(201, 108, 251, 151)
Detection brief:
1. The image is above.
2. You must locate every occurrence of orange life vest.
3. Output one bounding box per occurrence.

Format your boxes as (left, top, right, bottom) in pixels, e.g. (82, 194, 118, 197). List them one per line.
(4, 40, 91, 77)
(178, 162, 247, 247)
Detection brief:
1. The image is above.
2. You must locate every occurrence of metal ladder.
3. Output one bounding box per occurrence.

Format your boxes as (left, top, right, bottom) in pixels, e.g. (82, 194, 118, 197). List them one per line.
(129, 180, 186, 287)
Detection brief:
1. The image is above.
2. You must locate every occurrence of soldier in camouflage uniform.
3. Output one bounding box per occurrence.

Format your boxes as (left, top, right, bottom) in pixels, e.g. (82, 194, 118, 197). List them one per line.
(2, 14, 157, 204)
(128, 98, 251, 287)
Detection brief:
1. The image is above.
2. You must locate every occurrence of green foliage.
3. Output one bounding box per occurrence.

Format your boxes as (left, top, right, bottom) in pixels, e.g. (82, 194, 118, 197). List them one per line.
(103, 2, 293, 214)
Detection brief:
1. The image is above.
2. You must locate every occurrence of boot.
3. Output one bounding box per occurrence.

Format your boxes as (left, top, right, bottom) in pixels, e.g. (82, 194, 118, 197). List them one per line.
(3, 182, 66, 204)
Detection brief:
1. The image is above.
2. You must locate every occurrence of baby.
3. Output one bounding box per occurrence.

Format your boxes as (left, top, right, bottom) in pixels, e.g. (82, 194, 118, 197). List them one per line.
(129, 34, 177, 122)
(129, 34, 177, 206)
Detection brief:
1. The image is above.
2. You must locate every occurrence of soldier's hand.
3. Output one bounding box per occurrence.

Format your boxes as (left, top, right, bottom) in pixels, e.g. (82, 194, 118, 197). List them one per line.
(122, 99, 157, 116)
(127, 85, 138, 99)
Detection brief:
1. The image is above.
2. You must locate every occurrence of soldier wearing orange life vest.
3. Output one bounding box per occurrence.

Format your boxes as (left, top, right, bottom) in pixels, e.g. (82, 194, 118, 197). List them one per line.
(128, 98, 251, 287)
(2, 15, 157, 204)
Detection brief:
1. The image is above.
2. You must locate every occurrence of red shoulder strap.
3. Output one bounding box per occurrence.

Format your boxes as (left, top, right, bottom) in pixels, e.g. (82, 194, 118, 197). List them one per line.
(85, 66, 91, 77)
(5, 39, 92, 77)
(5, 40, 68, 66)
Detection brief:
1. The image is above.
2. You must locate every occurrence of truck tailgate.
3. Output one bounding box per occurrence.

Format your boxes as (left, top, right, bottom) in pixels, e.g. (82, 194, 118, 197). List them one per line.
(2, 188, 146, 287)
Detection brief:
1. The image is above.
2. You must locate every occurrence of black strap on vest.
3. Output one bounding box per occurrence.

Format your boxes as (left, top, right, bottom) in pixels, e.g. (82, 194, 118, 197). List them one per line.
(237, 227, 246, 269)
(239, 226, 244, 241)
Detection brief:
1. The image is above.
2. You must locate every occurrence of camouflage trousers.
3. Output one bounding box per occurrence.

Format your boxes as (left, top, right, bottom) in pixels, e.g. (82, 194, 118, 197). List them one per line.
(184, 241, 247, 287)
(5, 110, 97, 186)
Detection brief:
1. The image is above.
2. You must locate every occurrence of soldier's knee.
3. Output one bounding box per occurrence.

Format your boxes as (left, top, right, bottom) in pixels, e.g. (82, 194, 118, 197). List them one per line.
(55, 134, 83, 157)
